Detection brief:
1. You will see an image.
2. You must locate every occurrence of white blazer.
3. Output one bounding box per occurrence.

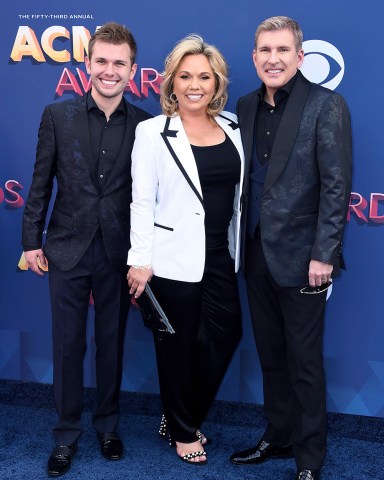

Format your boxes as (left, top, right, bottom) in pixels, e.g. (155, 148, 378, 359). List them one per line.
(127, 112, 245, 282)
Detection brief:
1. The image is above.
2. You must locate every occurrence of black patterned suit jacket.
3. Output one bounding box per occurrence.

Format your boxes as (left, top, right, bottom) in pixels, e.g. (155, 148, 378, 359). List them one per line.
(238, 71, 353, 287)
(22, 95, 151, 272)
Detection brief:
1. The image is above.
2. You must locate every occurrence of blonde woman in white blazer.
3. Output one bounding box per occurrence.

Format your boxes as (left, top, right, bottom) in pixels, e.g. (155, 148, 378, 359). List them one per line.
(127, 35, 244, 465)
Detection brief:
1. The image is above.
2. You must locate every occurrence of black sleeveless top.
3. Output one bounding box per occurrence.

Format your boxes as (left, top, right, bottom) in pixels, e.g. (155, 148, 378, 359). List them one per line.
(191, 134, 240, 249)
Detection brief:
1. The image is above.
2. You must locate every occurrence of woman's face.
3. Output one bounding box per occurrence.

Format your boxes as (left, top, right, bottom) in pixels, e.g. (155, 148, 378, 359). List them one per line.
(172, 54, 216, 117)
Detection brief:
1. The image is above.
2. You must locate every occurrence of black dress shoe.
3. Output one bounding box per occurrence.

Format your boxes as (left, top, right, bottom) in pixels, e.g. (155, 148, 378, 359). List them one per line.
(230, 439, 293, 465)
(47, 444, 77, 477)
(97, 432, 124, 460)
(295, 469, 320, 480)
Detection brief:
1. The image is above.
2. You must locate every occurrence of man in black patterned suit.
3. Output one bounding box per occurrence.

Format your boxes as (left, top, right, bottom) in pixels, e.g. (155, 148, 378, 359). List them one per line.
(230, 16, 352, 480)
(22, 22, 150, 477)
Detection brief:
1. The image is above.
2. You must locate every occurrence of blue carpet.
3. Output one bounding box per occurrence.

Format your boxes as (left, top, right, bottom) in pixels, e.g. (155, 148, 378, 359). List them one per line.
(1, 380, 383, 479)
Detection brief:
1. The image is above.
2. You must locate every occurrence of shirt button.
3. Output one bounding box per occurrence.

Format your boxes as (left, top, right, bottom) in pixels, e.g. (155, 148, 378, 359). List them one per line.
(266, 131, 270, 135)
(270, 109, 274, 114)
(99, 174, 104, 179)
(102, 150, 106, 154)
(264, 154, 268, 158)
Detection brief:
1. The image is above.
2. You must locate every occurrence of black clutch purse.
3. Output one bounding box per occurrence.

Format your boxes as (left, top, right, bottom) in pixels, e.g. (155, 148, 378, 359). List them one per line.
(134, 284, 175, 334)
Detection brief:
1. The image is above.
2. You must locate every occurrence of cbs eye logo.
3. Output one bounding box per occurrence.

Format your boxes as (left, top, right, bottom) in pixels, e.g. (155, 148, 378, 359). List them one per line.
(300, 40, 345, 90)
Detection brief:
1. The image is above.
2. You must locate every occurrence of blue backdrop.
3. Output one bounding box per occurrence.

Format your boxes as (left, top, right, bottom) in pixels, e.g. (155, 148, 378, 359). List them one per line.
(1, 0, 383, 417)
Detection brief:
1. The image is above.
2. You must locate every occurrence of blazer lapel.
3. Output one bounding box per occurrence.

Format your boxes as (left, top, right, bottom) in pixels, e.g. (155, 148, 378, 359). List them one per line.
(240, 93, 259, 173)
(72, 97, 101, 192)
(237, 92, 259, 196)
(264, 71, 310, 193)
(216, 114, 245, 168)
(103, 98, 137, 190)
(161, 115, 203, 205)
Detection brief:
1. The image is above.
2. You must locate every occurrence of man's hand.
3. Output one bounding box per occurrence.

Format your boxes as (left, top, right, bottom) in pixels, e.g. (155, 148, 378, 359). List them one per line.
(308, 260, 333, 287)
(127, 266, 153, 298)
(24, 249, 48, 276)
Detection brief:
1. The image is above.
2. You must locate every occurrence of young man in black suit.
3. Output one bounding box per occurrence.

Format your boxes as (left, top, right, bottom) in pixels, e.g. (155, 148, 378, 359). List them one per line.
(22, 22, 151, 477)
(230, 16, 352, 480)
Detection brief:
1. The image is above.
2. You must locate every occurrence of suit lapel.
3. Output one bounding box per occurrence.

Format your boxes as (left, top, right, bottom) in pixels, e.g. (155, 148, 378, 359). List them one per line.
(161, 115, 203, 205)
(216, 114, 245, 167)
(72, 97, 101, 192)
(238, 92, 259, 196)
(264, 72, 310, 193)
(240, 92, 259, 174)
(102, 98, 136, 190)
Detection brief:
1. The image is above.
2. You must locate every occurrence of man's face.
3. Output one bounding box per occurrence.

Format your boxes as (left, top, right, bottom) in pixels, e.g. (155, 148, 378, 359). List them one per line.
(252, 29, 304, 99)
(85, 40, 137, 103)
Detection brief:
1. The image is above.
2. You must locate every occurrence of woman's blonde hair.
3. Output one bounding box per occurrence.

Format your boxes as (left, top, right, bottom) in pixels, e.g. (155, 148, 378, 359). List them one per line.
(160, 34, 229, 118)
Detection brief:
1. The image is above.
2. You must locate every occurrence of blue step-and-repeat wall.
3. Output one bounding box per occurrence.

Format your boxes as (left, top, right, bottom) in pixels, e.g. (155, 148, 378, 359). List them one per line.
(1, 0, 383, 417)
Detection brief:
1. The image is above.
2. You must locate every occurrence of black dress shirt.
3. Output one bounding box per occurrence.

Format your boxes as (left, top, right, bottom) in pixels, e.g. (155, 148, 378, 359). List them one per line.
(256, 72, 298, 165)
(87, 91, 127, 185)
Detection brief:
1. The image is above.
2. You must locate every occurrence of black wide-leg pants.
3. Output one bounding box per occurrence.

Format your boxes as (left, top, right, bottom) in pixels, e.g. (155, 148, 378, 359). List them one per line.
(150, 245, 242, 443)
(48, 232, 130, 446)
(245, 232, 327, 470)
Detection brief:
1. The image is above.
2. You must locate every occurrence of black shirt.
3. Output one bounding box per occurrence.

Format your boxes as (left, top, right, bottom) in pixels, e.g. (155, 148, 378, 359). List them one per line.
(256, 72, 298, 165)
(87, 91, 127, 184)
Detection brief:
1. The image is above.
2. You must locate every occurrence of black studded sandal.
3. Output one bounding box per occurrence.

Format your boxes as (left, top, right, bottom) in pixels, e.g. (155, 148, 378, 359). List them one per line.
(196, 429, 210, 445)
(159, 414, 210, 446)
(180, 449, 207, 465)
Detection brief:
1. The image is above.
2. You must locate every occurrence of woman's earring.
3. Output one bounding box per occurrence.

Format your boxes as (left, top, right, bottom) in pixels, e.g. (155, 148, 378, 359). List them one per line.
(210, 96, 222, 108)
(170, 92, 178, 104)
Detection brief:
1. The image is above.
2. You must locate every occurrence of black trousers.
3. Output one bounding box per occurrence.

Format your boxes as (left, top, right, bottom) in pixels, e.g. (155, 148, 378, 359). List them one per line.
(48, 232, 129, 446)
(245, 233, 327, 470)
(150, 245, 242, 443)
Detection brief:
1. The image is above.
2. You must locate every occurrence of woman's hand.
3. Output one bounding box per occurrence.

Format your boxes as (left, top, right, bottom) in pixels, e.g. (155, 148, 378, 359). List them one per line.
(127, 266, 153, 298)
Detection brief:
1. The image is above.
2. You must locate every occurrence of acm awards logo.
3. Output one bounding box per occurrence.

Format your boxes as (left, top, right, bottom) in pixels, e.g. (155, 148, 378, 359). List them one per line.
(10, 25, 162, 98)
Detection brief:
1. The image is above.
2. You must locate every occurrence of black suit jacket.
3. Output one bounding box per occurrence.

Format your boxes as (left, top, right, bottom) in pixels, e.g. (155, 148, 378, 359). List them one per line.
(22, 95, 151, 271)
(238, 71, 352, 287)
